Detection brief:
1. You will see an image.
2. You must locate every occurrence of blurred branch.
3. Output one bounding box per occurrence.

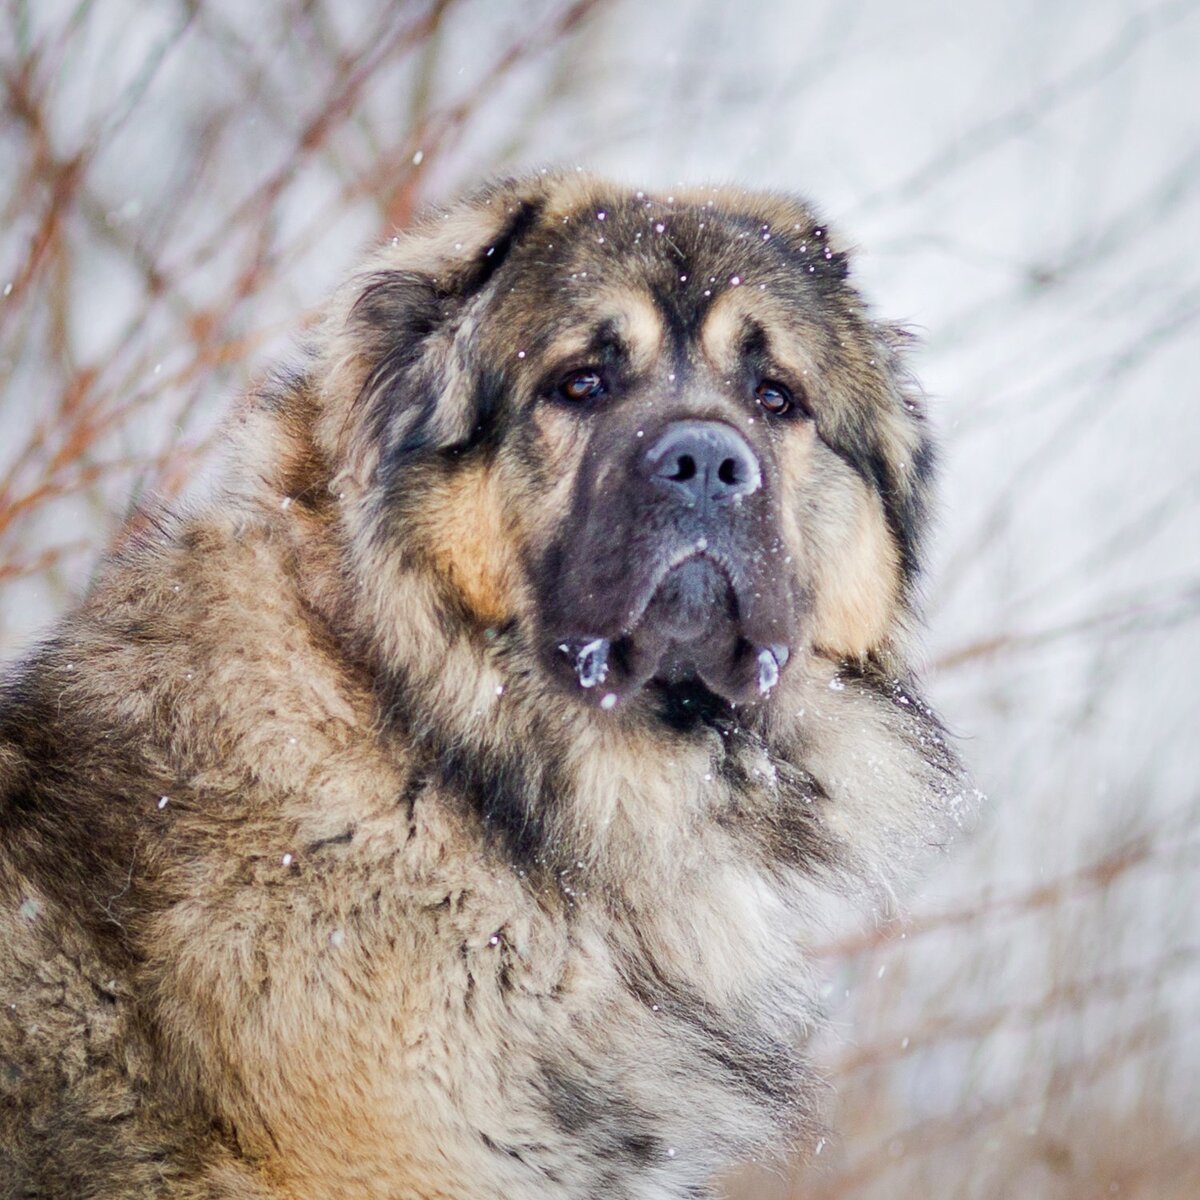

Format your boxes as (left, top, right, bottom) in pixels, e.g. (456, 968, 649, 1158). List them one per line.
(830, 945, 1199, 1077)
(933, 582, 1200, 671)
(0, 0, 613, 598)
(854, 0, 1200, 215)
(807, 1020, 1168, 1198)
(814, 817, 1200, 960)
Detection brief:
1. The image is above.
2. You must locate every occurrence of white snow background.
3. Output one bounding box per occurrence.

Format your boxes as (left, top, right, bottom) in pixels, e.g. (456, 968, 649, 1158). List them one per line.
(1, 1, 1197, 1195)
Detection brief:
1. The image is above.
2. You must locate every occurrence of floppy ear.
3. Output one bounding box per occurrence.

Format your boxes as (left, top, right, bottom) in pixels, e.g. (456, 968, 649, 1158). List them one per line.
(313, 176, 550, 483)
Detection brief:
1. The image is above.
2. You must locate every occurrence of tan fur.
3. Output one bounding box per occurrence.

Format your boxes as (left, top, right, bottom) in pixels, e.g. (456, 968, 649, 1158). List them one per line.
(698, 286, 821, 383)
(0, 172, 970, 1200)
(608, 290, 666, 373)
(810, 487, 901, 658)
(542, 290, 664, 376)
(420, 465, 523, 625)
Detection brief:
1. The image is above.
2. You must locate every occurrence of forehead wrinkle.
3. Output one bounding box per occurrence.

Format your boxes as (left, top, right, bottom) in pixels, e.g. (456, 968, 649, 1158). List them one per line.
(539, 288, 664, 374)
(755, 312, 820, 381)
(610, 288, 664, 372)
(644, 280, 698, 375)
(540, 325, 598, 367)
(698, 287, 757, 373)
(699, 286, 821, 379)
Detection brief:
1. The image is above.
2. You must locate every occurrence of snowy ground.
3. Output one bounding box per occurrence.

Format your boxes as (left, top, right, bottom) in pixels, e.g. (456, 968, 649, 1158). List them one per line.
(2, 1, 1197, 1195)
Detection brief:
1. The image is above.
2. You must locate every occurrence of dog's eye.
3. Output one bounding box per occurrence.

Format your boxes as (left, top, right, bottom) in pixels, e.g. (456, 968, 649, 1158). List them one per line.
(557, 369, 606, 404)
(754, 379, 794, 416)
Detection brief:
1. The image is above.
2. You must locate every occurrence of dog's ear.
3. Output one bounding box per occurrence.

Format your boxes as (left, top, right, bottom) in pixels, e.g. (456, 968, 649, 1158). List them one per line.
(316, 176, 555, 479)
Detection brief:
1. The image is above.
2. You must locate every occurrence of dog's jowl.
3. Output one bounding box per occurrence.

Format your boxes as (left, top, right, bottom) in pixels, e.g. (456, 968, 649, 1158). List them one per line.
(0, 173, 972, 1200)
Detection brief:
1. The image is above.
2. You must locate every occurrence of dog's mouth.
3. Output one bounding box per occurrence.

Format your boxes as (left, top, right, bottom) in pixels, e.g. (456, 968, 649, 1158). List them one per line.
(549, 548, 793, 707)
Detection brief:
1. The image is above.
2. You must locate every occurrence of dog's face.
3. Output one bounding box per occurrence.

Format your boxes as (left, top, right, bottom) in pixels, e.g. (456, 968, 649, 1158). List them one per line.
(326, 174, 934, 711)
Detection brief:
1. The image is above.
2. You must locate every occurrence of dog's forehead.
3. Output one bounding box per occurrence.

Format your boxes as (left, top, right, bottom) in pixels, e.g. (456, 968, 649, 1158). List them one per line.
(530, 191, 824, 288)
(491, 188, 851, 361)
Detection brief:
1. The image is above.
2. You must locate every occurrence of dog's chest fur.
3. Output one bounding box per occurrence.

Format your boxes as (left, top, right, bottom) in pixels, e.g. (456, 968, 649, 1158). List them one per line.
(154, 775, 815, 1199)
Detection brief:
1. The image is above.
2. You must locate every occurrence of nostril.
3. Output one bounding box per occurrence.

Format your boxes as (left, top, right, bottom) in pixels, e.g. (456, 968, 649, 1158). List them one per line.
(644, 420, 761, 506)
(668, 454, 697, 483)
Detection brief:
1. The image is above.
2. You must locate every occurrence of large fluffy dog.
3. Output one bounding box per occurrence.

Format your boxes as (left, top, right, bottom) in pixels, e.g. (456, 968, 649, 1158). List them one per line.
(0, 173, 969, 1198)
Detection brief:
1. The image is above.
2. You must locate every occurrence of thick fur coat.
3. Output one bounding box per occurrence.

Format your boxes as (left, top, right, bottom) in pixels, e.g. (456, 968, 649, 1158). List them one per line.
(0, 173, 971, 1199)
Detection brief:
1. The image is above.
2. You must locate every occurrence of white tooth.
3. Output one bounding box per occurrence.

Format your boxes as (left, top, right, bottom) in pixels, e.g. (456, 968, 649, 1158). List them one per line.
(576, 638, 610, 688)
(756, 648, 780, 694)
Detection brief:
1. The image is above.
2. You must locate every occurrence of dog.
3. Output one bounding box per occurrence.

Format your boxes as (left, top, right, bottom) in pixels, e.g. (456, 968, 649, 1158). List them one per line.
(0, 172, 970, 1199)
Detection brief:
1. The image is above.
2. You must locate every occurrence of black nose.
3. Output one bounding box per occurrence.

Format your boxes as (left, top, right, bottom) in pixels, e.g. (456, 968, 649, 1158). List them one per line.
(644, 420, 761, 509)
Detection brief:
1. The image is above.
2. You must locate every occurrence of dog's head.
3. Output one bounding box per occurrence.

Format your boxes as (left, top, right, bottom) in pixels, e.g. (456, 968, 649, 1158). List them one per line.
(309, 173, 934, 712)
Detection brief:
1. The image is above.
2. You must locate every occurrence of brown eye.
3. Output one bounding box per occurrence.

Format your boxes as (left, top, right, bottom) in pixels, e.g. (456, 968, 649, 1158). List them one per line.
(558, 369, 606, 404)
(754, 379, 793, 416)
